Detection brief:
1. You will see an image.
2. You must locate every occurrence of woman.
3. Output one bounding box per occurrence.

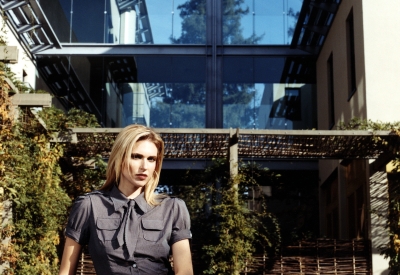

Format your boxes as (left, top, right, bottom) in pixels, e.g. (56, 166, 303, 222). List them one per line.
(59, 125, 193, 275)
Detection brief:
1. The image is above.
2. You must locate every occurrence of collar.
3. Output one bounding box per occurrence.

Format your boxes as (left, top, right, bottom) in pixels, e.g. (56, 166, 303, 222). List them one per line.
(109, 185, 153, 213)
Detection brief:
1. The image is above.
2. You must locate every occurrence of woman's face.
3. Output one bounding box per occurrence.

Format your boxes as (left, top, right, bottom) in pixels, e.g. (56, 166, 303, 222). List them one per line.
(119, 139, 158, 196)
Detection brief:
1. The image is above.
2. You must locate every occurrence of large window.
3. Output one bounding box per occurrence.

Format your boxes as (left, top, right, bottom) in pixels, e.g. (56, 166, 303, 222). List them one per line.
(223, 56, 315, 130)
(36, 0, 316, 129)
(346, 9, 356, 99)
(41, 0, 207, 44)
(327, 53, 335, 129)
(222, 0, 302, 45)
(324, 169, 339, 239)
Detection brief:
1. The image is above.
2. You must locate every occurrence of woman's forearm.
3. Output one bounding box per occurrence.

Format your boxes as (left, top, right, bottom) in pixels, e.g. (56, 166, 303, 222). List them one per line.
(172, 239, 193, 275)
(59, 237, 82, 275)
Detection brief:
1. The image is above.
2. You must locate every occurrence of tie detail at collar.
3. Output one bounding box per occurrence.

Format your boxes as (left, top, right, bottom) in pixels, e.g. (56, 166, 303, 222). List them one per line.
(116, 200, 140, 258)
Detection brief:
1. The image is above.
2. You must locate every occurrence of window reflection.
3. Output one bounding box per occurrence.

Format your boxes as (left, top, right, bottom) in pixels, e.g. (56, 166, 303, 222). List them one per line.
(223, 83, 315, 130)
(150, 83, 205, 128)
(223, 0, 303, 45)
(106, 82, 206, 128)
(41, 0, 206, 44)
(222, 56, 316, 129)
(37, 55, 206, 128)
(104, 55, 206, 127)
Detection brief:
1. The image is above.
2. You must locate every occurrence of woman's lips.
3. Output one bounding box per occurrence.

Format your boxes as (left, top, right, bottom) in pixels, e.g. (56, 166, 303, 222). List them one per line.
(136, 174, 148, 180)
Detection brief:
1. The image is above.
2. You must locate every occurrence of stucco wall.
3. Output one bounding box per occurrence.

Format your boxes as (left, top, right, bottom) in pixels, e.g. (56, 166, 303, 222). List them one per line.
(1, 17, 37, 91)
(363, 1, 400, 121)
(316, 1, 398, 273)
(316, 0, 366, 131)
(316, 0, 366, 184)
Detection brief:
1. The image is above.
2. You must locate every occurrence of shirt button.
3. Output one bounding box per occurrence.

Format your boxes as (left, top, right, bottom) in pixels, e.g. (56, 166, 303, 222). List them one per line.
(133, 264, 137, 268)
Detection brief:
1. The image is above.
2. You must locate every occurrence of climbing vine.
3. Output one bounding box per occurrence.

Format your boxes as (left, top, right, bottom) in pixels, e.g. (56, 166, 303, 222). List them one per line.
(338, 117, 400, 274)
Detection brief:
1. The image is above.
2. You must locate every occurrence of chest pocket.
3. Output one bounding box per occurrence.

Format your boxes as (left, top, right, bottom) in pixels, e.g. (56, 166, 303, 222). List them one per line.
(96, 218, 121, 241)
(142, 219, 164, 241)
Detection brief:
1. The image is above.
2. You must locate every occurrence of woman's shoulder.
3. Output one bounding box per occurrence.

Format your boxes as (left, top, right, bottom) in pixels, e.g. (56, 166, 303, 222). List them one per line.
(73, 190, 107, 206)
(159, 196, 188, 209)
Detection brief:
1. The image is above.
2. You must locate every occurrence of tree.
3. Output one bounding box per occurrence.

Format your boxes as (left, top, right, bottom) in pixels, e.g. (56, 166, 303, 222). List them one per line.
(0, 59, 104, 273)
(171, 159, 281, 274)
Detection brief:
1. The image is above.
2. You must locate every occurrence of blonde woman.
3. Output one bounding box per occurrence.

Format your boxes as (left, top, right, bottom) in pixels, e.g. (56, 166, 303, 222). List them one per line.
(59, 125, 193, 275)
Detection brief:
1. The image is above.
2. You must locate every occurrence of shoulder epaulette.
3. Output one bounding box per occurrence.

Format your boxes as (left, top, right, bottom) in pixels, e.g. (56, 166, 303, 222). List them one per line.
(76, 190, 104, 201)
(84, 190, 103, 196)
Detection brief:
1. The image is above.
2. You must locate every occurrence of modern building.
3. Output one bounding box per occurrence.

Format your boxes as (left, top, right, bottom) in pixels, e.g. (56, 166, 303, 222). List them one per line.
(316, 1, 400, 274)
(1, 0, 399, 273)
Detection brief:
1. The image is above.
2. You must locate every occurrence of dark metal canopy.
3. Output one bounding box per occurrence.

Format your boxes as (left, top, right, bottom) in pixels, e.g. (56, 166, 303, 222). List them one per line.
(57, 128, 400, 160)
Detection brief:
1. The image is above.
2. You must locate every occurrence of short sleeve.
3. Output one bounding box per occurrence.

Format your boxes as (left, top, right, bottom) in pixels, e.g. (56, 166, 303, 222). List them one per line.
(65, 195, 92, 245)
(169, 198, 192, 245)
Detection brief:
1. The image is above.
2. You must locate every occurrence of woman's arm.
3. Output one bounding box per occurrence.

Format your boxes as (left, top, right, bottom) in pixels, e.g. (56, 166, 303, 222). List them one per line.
(172, 239, 193, 275)
(59, 237, 82, 275)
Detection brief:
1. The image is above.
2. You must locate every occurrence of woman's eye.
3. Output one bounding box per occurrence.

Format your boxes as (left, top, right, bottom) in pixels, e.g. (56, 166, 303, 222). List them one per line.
(148, 157, 156, 163)
(131, 154, 142, 160)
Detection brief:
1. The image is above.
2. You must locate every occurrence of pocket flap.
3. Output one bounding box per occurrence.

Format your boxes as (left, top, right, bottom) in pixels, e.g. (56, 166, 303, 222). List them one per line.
(96, 218, 121, 230)
(142, 219, 163, 230)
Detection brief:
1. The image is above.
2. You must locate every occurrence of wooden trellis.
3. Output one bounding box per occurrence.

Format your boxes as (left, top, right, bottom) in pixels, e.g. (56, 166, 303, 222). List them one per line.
(240, 239, 371, 274)
(58, 128, 399, 160)
(76, 239, 371, 275)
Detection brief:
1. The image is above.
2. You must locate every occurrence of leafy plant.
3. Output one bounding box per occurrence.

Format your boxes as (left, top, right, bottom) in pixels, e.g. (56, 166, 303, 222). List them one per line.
(172, 159, 281, 274)
(0, 62, 104, 274)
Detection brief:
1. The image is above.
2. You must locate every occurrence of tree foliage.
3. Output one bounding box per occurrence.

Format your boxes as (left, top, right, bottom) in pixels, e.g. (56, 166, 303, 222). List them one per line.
(0, 62, 104, 274)
(171, 159, 281, 274)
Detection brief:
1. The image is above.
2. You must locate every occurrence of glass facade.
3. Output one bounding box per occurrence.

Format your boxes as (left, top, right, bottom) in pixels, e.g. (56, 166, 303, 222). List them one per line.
(223, 0, 302, 45)
(37, 0, 316, 130)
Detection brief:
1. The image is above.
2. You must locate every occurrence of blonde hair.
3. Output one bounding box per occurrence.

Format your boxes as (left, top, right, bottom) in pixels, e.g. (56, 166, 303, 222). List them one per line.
(100, 124, 165, 205)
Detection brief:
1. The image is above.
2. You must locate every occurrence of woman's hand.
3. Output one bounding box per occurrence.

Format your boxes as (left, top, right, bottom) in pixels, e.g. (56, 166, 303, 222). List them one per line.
(59, 237, 82, 275)
(172, 239, 193, 275)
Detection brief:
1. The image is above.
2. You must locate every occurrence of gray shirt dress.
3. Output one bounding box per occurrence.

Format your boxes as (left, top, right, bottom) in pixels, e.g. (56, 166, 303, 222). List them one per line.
(65, 185, 192, 275)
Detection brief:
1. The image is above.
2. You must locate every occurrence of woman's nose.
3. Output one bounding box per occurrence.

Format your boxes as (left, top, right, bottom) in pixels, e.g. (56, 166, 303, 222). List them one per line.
(140, 159, 148, 169)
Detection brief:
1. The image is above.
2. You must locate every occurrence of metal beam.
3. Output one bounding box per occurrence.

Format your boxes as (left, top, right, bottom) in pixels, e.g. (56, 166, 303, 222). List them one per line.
(33, 44, 312, 57)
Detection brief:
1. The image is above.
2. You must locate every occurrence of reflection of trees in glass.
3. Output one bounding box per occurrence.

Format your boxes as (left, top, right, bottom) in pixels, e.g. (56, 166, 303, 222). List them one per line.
(287, 5, 301, 40)
(159, 0, 262, 128)
(170, 0, 207, 44)
(150, 101, 205, 128)
(223, 83, 258, 129)
(150, 83, 205, 128)
(222, 0, 264, 44)
(165, 83, 206, 105)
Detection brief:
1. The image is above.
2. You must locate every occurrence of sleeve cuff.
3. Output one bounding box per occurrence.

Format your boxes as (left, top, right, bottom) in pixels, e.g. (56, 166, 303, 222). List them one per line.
(169, 228, 192, 245)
